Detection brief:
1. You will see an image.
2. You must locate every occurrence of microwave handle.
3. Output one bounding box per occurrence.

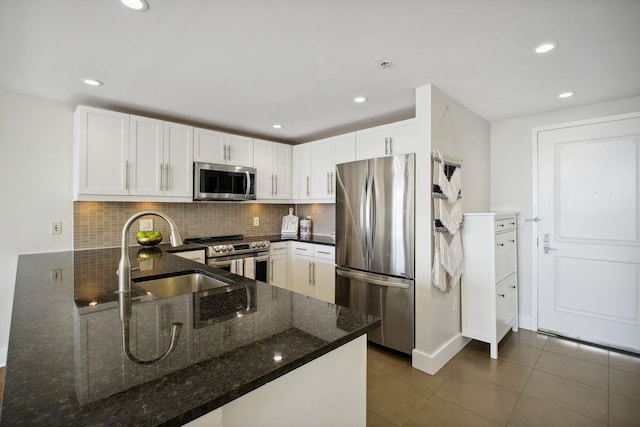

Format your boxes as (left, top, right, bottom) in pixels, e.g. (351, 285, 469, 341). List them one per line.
(245, 171, 251, 198)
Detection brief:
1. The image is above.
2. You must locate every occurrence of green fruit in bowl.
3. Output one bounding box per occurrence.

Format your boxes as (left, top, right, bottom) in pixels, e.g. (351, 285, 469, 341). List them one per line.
(136, 230, 162, 246)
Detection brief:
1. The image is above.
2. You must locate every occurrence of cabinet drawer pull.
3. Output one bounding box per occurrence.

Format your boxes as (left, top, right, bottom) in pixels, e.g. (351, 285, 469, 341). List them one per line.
(509, 285, 516, 289)
(509, 239, 515, 243)
(498, 224, 505, 228)
(497, 243, 504, 247)
(318, 251, 330, 255)
(296, 247, 308, 251)
(498, 293, 506, 298)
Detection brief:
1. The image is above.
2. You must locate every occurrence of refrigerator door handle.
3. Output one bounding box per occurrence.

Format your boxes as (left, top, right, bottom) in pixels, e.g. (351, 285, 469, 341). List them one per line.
(336, 267, 412, 289)
(365, 170, 375, 259)
(359, 174, 369, 260)
(370, 175, 377, 258)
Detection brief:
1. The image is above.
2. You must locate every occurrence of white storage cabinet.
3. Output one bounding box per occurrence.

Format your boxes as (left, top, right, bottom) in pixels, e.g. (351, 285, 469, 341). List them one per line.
(289, 242, 335, 303)
(253, 139, 291, 200)
(269, 241, 288, 289)
(355, 118, 416, 160)
(461, 212, 518, 359)
(193, 128, 253, 167)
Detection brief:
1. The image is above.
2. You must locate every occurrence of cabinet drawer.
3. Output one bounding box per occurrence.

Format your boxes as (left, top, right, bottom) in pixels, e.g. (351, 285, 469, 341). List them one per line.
(270, 241, 287, 254)
(495, 231, 516, 283)
(496, 274, 517, 337)
(313, 245, 335, 260)
(495, 217, 516, 232)
(291, 242, 314, 256)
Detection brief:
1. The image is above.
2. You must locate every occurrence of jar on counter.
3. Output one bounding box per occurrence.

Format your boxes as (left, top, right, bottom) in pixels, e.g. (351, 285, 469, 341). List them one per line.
(300, 217, 312, 236)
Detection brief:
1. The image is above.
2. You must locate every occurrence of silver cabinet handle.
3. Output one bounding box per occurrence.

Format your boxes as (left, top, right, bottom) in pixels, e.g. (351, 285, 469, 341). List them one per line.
(270, 259, 274, 281)
(159, 163, 164, 190)
(306, 176, 310, 196)
(227, 144, 231, 160)
(389, 137, 393, 154)
(296, 247, 308, 251)
(308, 261, 313, 285)
(330, 172, 334, 194)
(327, 172, 330, 194)
(165, 164, 170, 190)
(312, 262, 316, 285)
(384, 138, 389, 155)
(125, 160, 130, 190)
(222, 144, 227, 161)
(275, 175, 278, 195)
(271, 175, 274, 195)
(317, 250, 330, 255)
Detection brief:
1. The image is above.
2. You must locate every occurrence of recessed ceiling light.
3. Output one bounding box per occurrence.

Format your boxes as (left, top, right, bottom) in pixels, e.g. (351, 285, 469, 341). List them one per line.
(558, 91, 574, 98)
(82, 78, 103, 87)
(354, 96, 367, 103)
(535, 42, 556, 54)
(120, 0, 149, 11)
(272, 124, 283, 129)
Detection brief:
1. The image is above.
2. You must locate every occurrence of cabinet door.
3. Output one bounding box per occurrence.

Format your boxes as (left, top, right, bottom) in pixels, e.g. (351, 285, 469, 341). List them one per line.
(173, 249, 205, 264)
(333, 133, 356, 166)
(390, 119, 417, 156)
(355, 124, 389, 160)
(314, 258, 335, 303)
(75, 106, 130, 196)
(309, 138, 334, 199)
(272, 142, 291, 199)
(290, 254, 314, 297)
(193, 128, 225, 164)
(253, 139, 274, 199)
(495, 230, 517, 283)
(227, 134, 254, 167)
(292, 144, 311, 199)
(270, 254, 287, 289)
(129, 115, 164, 196)
(163, 122, 193, 198)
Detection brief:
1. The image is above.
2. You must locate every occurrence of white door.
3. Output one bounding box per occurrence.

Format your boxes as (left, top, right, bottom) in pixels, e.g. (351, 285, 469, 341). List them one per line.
(537, 114, 640, 352)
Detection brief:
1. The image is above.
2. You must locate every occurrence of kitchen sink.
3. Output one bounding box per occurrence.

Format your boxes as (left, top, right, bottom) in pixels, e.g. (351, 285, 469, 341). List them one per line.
(133, 272, 229, 298)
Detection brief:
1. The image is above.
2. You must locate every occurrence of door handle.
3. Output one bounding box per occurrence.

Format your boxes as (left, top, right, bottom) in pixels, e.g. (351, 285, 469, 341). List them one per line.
(543, 233, 557, 254)
(544, 246, 558, 254)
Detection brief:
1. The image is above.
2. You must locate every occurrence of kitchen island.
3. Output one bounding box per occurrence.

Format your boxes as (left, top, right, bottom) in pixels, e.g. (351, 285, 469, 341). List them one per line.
(1, 246, 379, 426)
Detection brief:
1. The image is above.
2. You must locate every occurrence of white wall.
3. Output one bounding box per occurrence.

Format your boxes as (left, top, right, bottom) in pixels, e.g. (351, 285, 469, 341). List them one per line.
(0, 91, 74, 365)
(413, 85, 490, 374)
(490, 95, 640, 330)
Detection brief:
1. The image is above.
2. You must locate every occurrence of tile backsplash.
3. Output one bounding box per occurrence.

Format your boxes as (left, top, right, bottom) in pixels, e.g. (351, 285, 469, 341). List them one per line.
(74, 201, 336, 249)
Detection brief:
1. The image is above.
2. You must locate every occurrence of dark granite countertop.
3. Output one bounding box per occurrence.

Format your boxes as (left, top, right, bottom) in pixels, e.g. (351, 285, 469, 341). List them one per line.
(256, 234, 336, 246)
(1, 246, 379, 426)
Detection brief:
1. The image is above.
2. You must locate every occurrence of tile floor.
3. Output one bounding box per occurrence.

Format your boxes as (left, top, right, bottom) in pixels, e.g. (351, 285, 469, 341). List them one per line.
(367, 330, 640, 427)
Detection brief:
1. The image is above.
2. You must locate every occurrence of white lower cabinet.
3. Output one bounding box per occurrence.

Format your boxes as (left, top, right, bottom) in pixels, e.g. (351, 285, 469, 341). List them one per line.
(269, 241, 288, 289)
(288, 242, 335, 303)
(461, 212, 518, 359)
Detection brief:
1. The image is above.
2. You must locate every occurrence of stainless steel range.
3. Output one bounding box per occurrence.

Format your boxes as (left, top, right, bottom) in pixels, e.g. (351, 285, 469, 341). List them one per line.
(184, 235, 270, 282)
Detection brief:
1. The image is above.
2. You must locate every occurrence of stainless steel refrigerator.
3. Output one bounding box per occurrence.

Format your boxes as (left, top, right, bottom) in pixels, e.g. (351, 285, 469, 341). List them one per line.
(335, 153, 415, 354)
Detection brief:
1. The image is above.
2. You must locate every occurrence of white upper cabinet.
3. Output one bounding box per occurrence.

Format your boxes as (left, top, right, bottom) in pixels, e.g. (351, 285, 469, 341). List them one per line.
(292, 132, 355, 201)
(74, 106, 193, 201)
(162, 122, 194, 198)
(254, 139, 291, 200)
(309, 138, 334, 199)
(75, 106, 130, 196)
(129, 115, 164, 196)
(292, 143, 311, 200)
(355, 118, 416, 160)
(194, 128, 253, 167)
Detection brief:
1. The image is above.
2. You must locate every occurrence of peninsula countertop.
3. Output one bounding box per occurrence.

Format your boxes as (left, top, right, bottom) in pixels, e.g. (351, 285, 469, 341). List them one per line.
(1, 246, 379, 426)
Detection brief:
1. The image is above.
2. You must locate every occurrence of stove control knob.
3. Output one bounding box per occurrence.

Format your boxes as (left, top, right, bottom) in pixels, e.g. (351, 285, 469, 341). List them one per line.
(264, 241, 270, 248)
(227, 245, 233, 251)
(213, 246, 221, 252)
(250, 242, 256, 248)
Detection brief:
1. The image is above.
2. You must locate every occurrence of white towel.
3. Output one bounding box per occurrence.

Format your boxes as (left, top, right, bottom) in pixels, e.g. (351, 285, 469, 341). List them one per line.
(438, 162, 462, 203)
(436, 232, 464, 287)
(432, 245, 448, 292)
(437, 198, 463, 234)
(244, 257, 255, 279)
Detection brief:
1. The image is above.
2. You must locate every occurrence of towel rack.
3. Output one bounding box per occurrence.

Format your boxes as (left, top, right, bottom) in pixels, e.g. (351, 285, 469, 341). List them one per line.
(431, 152, 462, 168)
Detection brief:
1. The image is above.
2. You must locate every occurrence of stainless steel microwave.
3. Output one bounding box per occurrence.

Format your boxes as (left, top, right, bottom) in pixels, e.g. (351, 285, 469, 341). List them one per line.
(194, 162, 256, 201)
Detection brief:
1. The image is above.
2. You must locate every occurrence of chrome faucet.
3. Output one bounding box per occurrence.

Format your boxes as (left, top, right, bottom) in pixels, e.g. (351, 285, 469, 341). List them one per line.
(118, 210, 184, 294)
(117, 210, 184, 365)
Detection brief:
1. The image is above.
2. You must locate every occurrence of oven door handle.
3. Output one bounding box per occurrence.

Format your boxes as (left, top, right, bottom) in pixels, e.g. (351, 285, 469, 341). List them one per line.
(255, 254, 270, 262)
(208, 259, 234, 268)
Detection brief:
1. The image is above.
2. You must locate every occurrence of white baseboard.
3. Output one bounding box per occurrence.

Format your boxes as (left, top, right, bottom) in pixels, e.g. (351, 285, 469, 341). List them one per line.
(412, 334, 470, 375)
(518, 314, 534, 331)
(0, 346, 7, 367)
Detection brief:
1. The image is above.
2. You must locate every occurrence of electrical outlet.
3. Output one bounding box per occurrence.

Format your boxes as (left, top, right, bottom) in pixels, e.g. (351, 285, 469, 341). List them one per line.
(253, 217, 259, 226)
(51, 221, 62, 235)
(139, 219, 153, 231)
(453, 295, 458, 312)
(51, 269, 63, 283)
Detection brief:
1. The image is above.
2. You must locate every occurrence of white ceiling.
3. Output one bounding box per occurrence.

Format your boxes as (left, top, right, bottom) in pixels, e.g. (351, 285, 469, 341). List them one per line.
(1, 0, 639, 143)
